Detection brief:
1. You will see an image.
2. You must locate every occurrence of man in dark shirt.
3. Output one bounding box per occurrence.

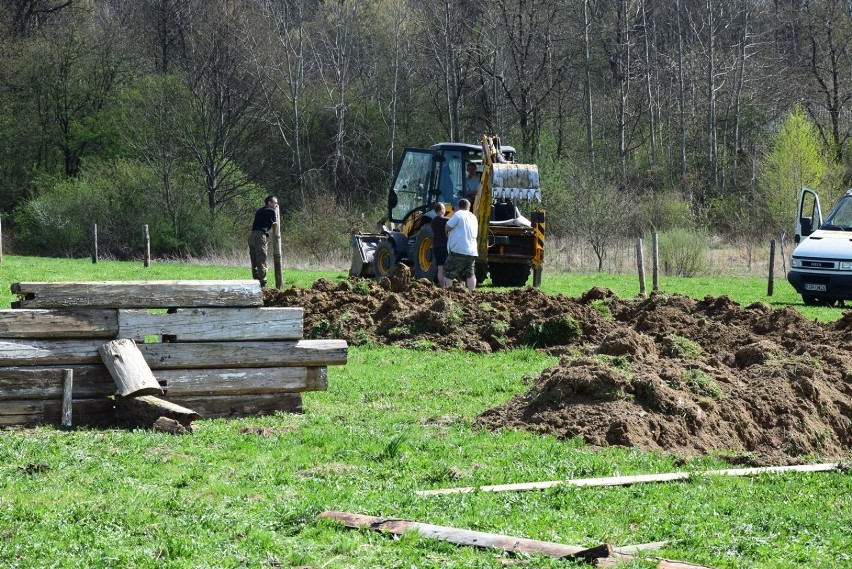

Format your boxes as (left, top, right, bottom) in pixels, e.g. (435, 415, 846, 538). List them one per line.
(430, 202, 449, 287)
(249, 195, 278, 287)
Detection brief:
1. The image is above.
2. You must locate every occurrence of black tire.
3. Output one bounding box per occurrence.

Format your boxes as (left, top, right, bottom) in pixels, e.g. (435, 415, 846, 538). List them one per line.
(802, 295, 819, 306)
(413, 225, 438, 281)
(489, 262, 531, 287)
(373, 240, 397, 279)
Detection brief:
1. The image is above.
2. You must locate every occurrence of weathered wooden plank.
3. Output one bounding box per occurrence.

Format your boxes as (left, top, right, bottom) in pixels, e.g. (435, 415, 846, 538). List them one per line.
(117, 307, 303, 341)
(161, 393, 302, 418)
(158, 367, 327, 396)
(0, 365, 113, 400)
(0, 339, 109, 366)
(318, 511, 625, 564)
(139, 340, 348, 369)
(11, 280, 262, 309)
(99, 339, 163, 397)
(115, 395, 200, 429)
(0, 365, 327, 399)
(0, 398, 114, 427)
(0, 309, 118, 338)
(0, 339, 346, 368)
(415, 463, 842, 496)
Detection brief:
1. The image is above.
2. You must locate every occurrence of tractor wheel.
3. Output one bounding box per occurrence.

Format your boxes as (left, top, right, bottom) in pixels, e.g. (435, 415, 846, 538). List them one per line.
(489, 262, 531, 287)
(413, 226, 438, 281)
(373, 240, 397, 279)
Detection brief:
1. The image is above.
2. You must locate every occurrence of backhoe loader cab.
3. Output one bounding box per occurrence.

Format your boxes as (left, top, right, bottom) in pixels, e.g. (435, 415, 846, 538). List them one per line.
(350, 136, 545, 288)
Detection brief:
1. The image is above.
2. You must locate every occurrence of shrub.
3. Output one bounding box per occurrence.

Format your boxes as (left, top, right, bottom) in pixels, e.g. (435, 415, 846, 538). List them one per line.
(658, 228, 709, 277)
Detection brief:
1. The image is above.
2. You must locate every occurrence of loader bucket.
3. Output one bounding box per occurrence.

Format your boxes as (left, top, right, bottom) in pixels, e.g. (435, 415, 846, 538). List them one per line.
(349, 234, 385, 277)
(490, 163, 541, 201)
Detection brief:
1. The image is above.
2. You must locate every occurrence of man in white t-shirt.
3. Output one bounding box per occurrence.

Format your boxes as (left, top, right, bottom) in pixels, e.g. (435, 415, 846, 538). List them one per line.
(443, 198, 479, 291)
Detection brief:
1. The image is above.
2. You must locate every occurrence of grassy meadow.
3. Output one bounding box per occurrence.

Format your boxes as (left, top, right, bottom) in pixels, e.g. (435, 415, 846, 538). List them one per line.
(1, 255, 850, 568)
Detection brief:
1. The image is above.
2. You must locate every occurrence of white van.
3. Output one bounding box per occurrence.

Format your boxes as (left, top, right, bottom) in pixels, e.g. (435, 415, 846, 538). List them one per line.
(787, 187, 852, 306)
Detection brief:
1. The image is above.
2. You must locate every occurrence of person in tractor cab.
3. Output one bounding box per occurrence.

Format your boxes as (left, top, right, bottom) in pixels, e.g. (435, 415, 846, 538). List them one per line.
(464, 162, 480, 205)
(443, 198, 478, 291)
(249, 195, 278, 288)
(430, 202, 450, 287)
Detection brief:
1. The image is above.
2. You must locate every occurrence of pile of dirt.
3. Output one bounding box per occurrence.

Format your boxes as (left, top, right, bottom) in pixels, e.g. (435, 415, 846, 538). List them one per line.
(264, 274, 852, 466)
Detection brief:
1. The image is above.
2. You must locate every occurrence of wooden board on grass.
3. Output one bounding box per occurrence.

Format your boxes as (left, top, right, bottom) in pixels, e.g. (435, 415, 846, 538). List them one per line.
(0, 365, 328, 399)
(11, 281, 262, 309)
(139, 340, 348, 368)
(157, 366, 327, 396)
(0, 365, 113, 400)
(0, 339, 109, 365)
(161, 393, 302, 418)
(0, 398, 114, 427)
(117, 307, 303, 341)
(0, 339, 346, 368)
(0, 309, 118, 338)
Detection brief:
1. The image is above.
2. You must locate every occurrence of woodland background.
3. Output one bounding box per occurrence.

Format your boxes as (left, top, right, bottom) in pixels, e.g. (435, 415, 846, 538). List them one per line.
(0, 0, 851, 270)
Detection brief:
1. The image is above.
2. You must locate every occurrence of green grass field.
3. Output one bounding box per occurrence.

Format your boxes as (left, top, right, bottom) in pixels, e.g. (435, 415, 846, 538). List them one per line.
(1, 256, 850, 568)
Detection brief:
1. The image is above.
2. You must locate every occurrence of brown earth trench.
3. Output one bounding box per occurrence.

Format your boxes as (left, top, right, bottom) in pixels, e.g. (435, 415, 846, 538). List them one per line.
(265, 266, 852, 467)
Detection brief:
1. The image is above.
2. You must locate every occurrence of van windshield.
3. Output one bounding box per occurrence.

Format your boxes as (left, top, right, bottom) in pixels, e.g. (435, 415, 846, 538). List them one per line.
(822, 195, 852, 230)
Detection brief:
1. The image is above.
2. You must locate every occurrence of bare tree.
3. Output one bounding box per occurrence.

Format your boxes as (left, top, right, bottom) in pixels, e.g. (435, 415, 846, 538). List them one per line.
(489, 0, 573, 158)
(180, 0, 268, 213)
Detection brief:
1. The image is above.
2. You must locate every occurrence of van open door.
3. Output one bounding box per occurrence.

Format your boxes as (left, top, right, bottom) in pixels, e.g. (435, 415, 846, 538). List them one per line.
(795, 187, 822, 244)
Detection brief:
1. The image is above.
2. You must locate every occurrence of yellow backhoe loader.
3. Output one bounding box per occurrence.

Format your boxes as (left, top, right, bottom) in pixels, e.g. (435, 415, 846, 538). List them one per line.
(350, 135, 545, 287)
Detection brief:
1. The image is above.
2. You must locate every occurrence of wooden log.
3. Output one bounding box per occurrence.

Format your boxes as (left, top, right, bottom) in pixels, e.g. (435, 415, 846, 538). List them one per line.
(319, 511, 625, 564)
(0, 339, 109, 365)
(139, 340, 348, 369)
(0, 398, 114, 427)
(115, 394, 200, 429)
(0, 365, 326, 399)
(0, 309, 117, 338)
(98, 339, 163, 397)
(415, 463, 841, 496)
(0, 366, 114, 400)
(10, 280, 263, 309)
(60, 369, 73, 427)
(117, 307, 303, 341)
(157, 367, 327, 396)
(161, 393, 302, 418)
(0, 339, 346, 368)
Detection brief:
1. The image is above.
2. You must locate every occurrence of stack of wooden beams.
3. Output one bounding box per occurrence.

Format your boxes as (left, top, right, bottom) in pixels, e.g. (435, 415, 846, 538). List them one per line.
(0, 281, 347, 428)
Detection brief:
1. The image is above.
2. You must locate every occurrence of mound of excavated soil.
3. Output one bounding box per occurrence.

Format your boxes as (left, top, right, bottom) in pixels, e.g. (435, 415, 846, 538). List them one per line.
(264, 273, 852, 466)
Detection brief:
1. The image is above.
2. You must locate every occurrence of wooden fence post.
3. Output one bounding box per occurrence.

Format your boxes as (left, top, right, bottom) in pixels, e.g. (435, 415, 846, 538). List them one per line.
(768, 239, 776, 296)
(143, 224, 151, 268)
(61, 368, 73, 427)
(273, 203, 283, 289)
(636, 238, 646, 297)
(92, 224, 98, 264)
(652, 232, 659, 292)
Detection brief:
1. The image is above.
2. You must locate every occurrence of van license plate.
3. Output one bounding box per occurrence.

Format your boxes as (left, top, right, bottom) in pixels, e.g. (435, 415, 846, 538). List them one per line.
(804, 283, 827, 292)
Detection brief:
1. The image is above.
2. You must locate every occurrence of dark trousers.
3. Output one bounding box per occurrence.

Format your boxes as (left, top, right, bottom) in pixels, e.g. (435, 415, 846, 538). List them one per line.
(248, 230, 268, 285)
